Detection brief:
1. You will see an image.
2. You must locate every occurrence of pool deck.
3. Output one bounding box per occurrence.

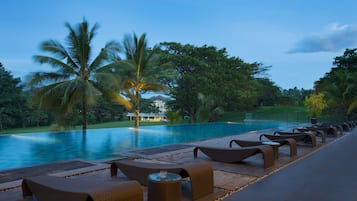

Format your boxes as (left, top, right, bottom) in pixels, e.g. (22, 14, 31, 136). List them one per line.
(0, 127, 355, 201)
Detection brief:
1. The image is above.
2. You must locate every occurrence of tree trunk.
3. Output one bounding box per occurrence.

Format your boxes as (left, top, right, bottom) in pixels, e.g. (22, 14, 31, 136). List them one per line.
(0, 108, 3, 130)
(189, 111, 196, 123)
(82, 100, 87, 131)
(134, 91, 140, 128)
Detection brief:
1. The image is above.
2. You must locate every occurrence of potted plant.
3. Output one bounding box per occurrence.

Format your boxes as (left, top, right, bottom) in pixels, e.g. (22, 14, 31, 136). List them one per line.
(304, 92, 327, 124)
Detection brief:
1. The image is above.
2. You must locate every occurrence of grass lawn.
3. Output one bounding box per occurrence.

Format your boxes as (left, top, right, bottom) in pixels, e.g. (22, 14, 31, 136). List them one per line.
(0, 121, 165, 135)
(218, 105, 309, 123)
(249, 105, 309, 122)
(0, 105, 310, 135)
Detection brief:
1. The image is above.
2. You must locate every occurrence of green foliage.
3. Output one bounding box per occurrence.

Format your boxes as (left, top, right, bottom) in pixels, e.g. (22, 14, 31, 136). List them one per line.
(333, 48, 357, 71)
(196, 93, 224, 122)
(0, 63, 27, 129)
(140, 98, 160, 113)
(92, 97, 126, 122)
(345, 72, 357, 117)
(158, 42, 274, 122)
(280, 87, 313, 105)
(119, 33, 166, 128)
(315, 48, 357, 120)
(30, 19, 131, 131)
(255, 78, 280, 106)
(304, 93, 327, 118)
(165, 110, 181, 124)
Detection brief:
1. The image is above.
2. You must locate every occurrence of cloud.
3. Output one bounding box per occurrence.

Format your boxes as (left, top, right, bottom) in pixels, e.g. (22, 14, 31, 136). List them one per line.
(287, 23, 357, 53)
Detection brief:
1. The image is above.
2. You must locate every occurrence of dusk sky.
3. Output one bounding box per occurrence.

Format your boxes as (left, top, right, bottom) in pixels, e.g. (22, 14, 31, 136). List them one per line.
(2, 0, 357, 90)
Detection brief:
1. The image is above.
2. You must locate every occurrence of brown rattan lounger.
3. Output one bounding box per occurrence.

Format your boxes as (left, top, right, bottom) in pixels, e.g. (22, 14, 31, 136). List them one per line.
(22, 175, 143, 201)
(320, 122, 350, 133)
(229, 139, 297, 157)
(260, 132, 317, 147)
(193, 145, 274, 168)
(110, 159, 213, 200)
(307, 125, 339, 137)
(293, 127, 326, 143)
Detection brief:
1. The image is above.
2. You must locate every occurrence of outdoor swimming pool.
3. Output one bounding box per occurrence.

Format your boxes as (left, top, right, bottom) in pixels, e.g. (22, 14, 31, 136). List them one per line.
(0, 121, 301, 171)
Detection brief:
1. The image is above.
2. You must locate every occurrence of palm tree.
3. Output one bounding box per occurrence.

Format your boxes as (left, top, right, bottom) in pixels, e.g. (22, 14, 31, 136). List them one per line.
(30, 19, 131, 131)
(120, 33, 166, 128)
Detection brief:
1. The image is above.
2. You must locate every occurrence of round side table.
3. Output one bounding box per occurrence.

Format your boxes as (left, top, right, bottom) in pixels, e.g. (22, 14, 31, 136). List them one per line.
(147, 172, 182, 201)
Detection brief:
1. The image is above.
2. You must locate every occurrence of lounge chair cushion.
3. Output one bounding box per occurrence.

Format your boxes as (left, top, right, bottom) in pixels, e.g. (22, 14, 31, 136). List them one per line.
(260, 132, 317, 147)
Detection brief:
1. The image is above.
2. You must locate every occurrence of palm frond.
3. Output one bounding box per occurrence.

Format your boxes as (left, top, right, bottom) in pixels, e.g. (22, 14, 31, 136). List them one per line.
(112, 93, 132, 110)
(141, 83, 166, 92)
(136, 33, 148, 72)
(32, 81, 67, 109)
(83, 80, 99, 106)
(123, 89, 136, 101)
(40, 40, 78, 69)
(65, 22, 81, 65)
(124, 80, 135, 89)
(40, 40, 67, 59)
(88, 21, 98, 42)
(123, 34, 136, 61)
(29, 72, 71, 86)
(65, 20, 94, 69)
(89, 41, 121, 72)
(99, 85, 132, 110)
(114, 60, 136, 72)
(33, 55, 77, 75)
(92, 72, 122, 91)
(60, 78, 98, 113)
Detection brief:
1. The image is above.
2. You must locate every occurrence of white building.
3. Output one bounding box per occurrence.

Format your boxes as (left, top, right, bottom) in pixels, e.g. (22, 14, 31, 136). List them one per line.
(126, 112, 166, 122)
(126, 98, 168, 122)
(152, 99, 167, 113)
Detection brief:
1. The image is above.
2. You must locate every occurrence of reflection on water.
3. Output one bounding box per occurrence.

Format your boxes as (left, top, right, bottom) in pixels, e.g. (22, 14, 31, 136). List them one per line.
(0, 121, 301, 171)
(11, 135, 59, 143)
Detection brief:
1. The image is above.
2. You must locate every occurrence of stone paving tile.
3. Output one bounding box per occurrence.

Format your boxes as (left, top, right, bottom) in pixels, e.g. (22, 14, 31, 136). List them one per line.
(213, 170, 257, 191)
(0, 160, 95, 183)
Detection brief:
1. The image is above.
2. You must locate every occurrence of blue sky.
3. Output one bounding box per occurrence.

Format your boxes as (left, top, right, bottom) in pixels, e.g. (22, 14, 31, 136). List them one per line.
(2, 0, 357, 90)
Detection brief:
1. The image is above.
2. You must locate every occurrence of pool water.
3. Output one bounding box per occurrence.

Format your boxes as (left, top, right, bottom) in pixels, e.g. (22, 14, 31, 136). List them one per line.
(0, 121, 300, 171)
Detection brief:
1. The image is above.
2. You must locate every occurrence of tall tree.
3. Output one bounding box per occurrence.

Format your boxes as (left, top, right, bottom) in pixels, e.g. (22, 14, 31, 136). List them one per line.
(30, 20, 131, 131)
(255, 78, 280, 106)
(158, 42, 265, 122)
(315, 48, 357, 120)
(119, 33, 166, 128)
(0, 63, 26, 129)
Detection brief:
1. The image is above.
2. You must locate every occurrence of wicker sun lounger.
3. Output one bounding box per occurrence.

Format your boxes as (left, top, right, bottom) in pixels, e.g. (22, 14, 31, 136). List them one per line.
(321, 122, 351, 132)
(307, 125, 339, 137)
(229, 139, 297, 157)
(193, 145, 274, 168)
(293, 127, 326, 143)
(22, 175, 143, 201)
(260, 132, 317, 147)
(110, 159, 213, 200)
